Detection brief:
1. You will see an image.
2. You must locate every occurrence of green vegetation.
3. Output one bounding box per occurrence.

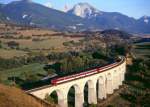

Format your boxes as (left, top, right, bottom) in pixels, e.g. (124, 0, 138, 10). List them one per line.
(120, 58, 150, 107)
(0, 49, 27, 59)
(0, 40, 2, 48)
(0, 54, 48, 70)
(0, 51, 51, 89)
(133, 42, 150, 59)
(0, 23, 134, 95)
(88, 104, 97, 107)
(46, 41, 131, 76)
(7, 41, 19, 49)
(1, 22, 150, 106)
(0, 63, 47, 87)
(103, 42, 150, 107)
(0, 49, 111, 89)
(106, 41, 149, 106)
(0, 38, 129, 89)
(45, 51, 110, 76)
(45, 92, 58, 105)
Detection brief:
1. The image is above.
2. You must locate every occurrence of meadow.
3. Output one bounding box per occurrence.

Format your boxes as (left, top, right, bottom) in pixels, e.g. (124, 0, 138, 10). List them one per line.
(0, 63, 47, 86)
(0, 49, 28, 59)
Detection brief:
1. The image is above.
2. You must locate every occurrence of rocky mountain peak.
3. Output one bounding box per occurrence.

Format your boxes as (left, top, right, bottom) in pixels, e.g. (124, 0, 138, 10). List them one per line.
(68, 2, 102, 18)
(140, 15, 150, 24)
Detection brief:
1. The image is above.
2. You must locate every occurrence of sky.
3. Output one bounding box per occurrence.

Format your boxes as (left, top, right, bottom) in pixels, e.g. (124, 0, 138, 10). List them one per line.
(0, 0, 150, 19)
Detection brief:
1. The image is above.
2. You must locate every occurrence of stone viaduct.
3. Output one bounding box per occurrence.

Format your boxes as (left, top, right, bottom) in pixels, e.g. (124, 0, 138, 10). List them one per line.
(28, 57, 126, 107)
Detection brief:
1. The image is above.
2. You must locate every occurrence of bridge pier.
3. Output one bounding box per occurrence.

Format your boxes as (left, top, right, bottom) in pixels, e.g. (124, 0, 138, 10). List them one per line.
(122, 71, 125, 81)
(58, 98, 68, 107)
(88, 87, 97, 104)
(75, 92, 84, 107)
(118, 73, 122, 86)
(106, 79, 113, 94)
(116, 74, 120, 89)
(121, 72, 123, 82)
(113, 73, 116, 90)
(98, 83, 106, 99)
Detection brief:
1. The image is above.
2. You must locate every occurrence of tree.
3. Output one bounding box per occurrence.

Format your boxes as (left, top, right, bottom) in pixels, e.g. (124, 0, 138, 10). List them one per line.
(89, 104, 97, 107)
(60, 58, 68, 74)
(112, 43, 131, 56)
(45, 93, 54, 103)
(0, 40, 2, 48)
(47, 69, 56, 75)
(0, 72, 2, 83)
(24, 72, 38, 83)
(67, 60, 73, 73)
(107, 105, 114, 107)
(72, 56, 84, 71)
(7, 41, 19, 49)
(92, 51, 107, 59)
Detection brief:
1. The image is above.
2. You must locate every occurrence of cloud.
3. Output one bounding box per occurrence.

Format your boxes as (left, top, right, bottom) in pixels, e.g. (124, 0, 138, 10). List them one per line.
(44, 2, 52, 8)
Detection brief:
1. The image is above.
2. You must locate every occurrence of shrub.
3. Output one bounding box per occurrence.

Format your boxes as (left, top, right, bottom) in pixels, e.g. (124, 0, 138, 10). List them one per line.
(7, 41, 19, 49)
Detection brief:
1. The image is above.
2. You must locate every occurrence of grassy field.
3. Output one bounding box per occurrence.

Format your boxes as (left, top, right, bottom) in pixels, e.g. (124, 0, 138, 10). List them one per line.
(17, 29, 57, 37)
(0, 23, 83, 58)
(0, 63, 47, 85)
(0, 49, 28, 59)
(132, 42, 150, 59)
(1, 36, 83, 53)
(18, 37, 68, 49)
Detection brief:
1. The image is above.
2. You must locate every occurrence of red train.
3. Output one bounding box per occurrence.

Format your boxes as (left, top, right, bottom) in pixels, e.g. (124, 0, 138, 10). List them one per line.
(51, 57, 124, 85)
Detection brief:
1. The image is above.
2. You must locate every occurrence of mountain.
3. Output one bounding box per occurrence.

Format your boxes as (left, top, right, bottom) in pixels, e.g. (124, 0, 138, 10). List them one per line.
(68, 3, 102, 19)
(0, 1, 150, 33)
(136, 16, 150, 33)
(140, 16, 150, 24)
(0, 4, 6, 22)
(68, 3, 150, 34)
(0, 12, 5, 22)
(0, 0, 92, 31)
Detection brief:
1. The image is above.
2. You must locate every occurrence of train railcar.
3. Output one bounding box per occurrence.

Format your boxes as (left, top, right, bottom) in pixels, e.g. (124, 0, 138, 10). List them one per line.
(51, 57, 124, 85)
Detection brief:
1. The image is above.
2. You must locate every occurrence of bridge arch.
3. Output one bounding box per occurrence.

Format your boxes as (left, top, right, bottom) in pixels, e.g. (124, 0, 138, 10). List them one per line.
(67, 84, 82, 94)
(84, 79, 97, 105)
(67, 84, 84, 107)
(106, 73, 112, 80)
(49, 89, 65, 107)
(98, 76, 105, 84)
